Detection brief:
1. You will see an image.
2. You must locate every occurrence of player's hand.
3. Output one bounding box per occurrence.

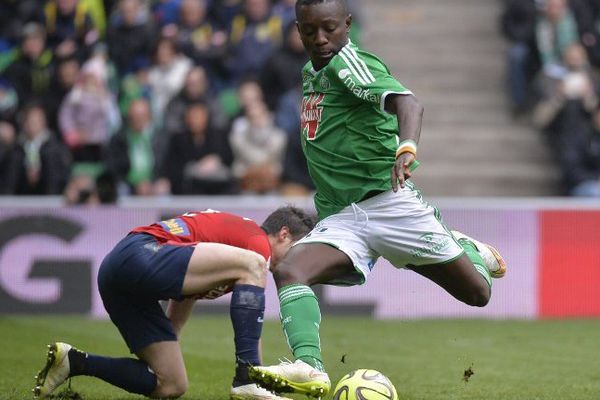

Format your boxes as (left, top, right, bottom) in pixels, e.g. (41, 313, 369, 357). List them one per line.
(391, 152, 416, 192)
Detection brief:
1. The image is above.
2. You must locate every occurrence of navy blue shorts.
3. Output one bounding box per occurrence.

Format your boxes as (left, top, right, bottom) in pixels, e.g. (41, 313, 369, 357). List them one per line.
(98, 233, 195, 353)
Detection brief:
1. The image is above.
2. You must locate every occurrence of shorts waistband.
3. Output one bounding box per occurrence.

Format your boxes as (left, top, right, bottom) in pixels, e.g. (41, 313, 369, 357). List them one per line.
(356, 189, 393, 207)
(358, 189, 387, 203)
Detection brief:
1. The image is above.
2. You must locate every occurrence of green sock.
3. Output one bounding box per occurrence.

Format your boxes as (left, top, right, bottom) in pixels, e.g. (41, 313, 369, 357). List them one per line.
(457, 238, 492, 288)
(278, 284, 325, 372)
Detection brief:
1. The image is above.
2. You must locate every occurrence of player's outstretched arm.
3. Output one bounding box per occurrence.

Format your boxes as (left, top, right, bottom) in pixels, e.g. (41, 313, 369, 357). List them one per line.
(386, 94, 424, 191)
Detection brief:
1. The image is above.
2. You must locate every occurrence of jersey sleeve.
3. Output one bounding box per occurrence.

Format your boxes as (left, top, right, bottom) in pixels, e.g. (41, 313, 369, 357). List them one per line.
(330, 45, 413, 113)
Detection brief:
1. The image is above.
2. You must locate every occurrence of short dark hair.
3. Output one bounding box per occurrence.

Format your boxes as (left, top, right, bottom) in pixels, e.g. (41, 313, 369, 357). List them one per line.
(296, 0, 348, 13)
(261, 206, 317, 240)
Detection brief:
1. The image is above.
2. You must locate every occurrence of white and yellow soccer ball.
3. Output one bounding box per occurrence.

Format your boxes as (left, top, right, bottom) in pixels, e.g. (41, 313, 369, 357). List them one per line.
(332, 369, 398, 400)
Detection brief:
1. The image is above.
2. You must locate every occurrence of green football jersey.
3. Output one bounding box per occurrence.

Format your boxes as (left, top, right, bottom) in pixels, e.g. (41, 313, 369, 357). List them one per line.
(300, 40, 412, 219)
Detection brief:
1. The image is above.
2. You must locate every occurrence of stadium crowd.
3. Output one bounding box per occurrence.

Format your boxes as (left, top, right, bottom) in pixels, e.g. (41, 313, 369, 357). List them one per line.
(502, 0, 600, 197)
(0, 0, 361, 203)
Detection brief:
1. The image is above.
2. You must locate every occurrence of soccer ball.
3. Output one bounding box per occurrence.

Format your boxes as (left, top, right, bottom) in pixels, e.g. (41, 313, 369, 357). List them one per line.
(332, 369, 398, 400)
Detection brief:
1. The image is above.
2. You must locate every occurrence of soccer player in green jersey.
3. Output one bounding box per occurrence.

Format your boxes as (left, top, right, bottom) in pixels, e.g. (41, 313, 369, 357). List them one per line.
(250, 0, 507, 398)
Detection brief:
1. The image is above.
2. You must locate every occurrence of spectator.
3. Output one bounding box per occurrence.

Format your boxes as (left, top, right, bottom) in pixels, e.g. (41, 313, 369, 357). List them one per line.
(63, 169, 100, 204)
(501, 0, 539, 115)
(229, 100, 286, 193)
(272, 0, 295, 29)
(1, 23, 53, 106)
(158, 101, 235, 194)
(107, 0, 157, 76)
(238, 78, 264, 110)
(0, 80, 19, 125)
(0, 2, 22, 52)
(147, 36, 192, 126)
(152, 0, 182, 27)
(275, 85, 314, 196)
(569, 0, 600, 66)
(210, 0, 243, 29)
(105, 98, 158, 195)
(260, 21, 307, 110)
(118, 56, 152, 115)
(42, 0, 100, 58)
(44, 56, 81, 134)
(533, 43, 598, 148)
(59, 54, 121, 162)
(174, 0, 228, 86)
(0, 0, 40, 52)
(225, 0, 283, 85)
(163, 66, 229, 136)
(14, 104, 72, 195)
(556, 104, 600, 196)
(536, 0, 580, 76)
(0, 121, 20, 194)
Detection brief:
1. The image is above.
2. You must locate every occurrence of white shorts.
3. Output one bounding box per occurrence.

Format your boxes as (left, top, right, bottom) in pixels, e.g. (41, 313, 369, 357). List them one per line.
(296, 185, 464, 286)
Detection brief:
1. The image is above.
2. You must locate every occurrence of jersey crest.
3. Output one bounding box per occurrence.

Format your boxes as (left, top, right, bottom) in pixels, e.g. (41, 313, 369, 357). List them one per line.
(301, 93, 326, 141)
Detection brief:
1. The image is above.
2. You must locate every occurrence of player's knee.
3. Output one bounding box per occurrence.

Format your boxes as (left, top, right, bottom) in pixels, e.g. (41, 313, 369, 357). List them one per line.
(272, 262, 306, 286)
(466, 285, 490, 307)
(238, 252, 267, 286)
(154, 376, 188, 398)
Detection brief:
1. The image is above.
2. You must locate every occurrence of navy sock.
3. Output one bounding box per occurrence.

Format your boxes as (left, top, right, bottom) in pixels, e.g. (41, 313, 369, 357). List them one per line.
(230, 284, 265, 384)
(69, 350, 157, 396)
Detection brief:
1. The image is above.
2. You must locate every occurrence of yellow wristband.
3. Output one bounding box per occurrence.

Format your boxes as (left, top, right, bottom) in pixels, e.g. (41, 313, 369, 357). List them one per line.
(395, 140, 417, 158)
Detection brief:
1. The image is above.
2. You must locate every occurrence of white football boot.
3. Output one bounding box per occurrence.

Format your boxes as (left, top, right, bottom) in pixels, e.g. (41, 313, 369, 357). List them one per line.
(249, 359, 330, 398)
(33, 342, 72, 398)
(230, 383, 293, 400)
(452, 230, 507, 278)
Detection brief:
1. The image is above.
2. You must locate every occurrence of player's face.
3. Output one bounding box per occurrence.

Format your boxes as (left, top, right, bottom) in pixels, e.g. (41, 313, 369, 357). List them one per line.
(269, 237, 295, 272)
(296, 1, 351, 70)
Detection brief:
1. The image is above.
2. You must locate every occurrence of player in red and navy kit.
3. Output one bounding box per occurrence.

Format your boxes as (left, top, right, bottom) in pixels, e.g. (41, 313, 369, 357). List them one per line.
(33, 207, 316, 400)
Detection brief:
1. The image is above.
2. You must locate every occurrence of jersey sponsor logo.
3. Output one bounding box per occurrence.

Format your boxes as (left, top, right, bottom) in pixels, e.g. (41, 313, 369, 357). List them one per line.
(159, 218, 190, 236)
(340, 73, 380, 103)
(301, 93, 326, 140)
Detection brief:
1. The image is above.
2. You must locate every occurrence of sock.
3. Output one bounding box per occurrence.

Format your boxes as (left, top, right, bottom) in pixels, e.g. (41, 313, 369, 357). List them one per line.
(68, 349, 157, 396)
(458, 238, 492, 288)
(230, 284, 265, 385)
(278, 284, 324, 372)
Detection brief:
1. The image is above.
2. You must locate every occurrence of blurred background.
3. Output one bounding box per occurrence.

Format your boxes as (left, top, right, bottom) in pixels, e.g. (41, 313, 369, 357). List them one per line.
(0, 0, 599, 326)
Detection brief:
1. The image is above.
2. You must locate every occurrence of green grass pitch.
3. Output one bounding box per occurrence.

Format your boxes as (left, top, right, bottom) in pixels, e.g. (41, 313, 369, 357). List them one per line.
(1, 316, 599, 399)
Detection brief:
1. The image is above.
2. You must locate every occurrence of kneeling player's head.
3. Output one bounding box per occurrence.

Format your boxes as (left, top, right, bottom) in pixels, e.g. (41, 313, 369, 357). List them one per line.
(295, 0, 351, 70)
(262, 206, 317, 269)
(262, 206, 316, 240)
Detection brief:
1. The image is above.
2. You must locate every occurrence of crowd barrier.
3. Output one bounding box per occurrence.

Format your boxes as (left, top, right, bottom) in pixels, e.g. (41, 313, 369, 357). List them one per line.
(1, 196, 598, 319)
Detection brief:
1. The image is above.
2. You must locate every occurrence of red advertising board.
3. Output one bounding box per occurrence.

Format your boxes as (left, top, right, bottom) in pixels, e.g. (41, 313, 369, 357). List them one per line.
(539, 211, 600, 317)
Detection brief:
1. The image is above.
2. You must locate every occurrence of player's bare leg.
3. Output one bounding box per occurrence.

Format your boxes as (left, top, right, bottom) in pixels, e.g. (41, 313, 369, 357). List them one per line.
(409, 231, 506, 306)
(181, 243, 268, 296)
(251, 243, 352, 398)
(409, 254, 492, 307)
(181, 243, 292, 399)
(137, 341, 188, 398)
